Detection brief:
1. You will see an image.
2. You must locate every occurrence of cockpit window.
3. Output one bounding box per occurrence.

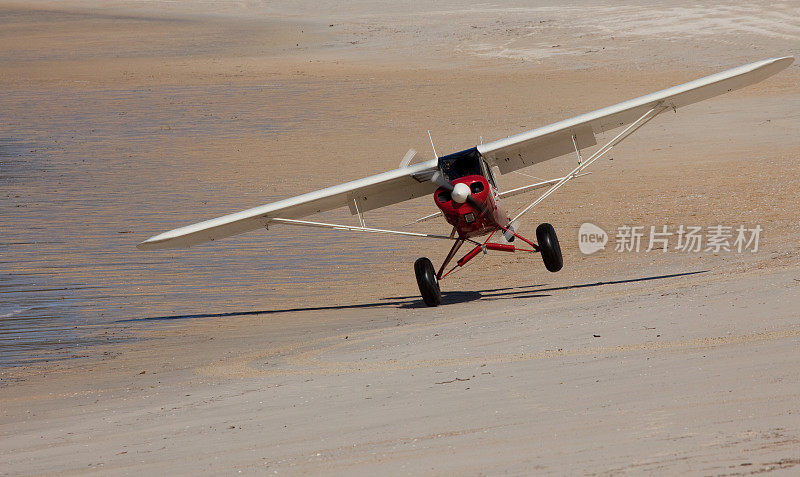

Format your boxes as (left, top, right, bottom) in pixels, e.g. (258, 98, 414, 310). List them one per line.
(438, 147, 483, 182)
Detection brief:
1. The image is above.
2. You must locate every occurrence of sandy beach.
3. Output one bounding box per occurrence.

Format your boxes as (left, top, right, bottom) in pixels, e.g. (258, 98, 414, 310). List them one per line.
(2, 1, 800, 474)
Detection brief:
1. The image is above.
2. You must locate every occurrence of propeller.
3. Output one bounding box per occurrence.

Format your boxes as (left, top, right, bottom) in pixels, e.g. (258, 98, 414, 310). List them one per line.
(399, 148, 417, 168)
(431, 171, 490, 218)
(431, 170, 454, 191)
(433, 171, 520, 242)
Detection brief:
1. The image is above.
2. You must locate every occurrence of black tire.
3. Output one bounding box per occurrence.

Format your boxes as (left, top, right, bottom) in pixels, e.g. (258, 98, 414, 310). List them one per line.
(414, 257, 442, 307)
(536, 223, 563, 272)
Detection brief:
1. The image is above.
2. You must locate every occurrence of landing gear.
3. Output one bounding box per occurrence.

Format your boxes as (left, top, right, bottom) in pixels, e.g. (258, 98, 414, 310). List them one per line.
(414, 257, 442, 307)
(414, 224, 561, 306)
(536, 223, 563, 272)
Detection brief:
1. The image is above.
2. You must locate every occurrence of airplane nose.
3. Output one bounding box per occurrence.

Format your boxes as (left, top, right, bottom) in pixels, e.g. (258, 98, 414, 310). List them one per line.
(451, 182, 471, 204)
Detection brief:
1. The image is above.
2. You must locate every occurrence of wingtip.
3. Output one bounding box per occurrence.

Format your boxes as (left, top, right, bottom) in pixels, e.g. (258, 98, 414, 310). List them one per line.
(747, 56, 794, 78)
(136, 230, 197, 250)
(136, 233, 170, 250)
(136, 239, 156, 250)
(765, 56, 794, 69)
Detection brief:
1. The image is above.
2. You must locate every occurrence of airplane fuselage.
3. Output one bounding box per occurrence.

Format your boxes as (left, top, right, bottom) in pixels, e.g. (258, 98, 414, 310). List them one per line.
(434, 174, 507, 238)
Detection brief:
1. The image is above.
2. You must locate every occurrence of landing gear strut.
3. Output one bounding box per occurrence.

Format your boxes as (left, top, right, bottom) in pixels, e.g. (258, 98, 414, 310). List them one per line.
(414, 223, 563, 306)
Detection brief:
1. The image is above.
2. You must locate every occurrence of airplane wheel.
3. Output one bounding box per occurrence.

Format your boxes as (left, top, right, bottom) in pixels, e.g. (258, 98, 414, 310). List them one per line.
(536, 223, 563, 272)
(414, 257, 442, 307)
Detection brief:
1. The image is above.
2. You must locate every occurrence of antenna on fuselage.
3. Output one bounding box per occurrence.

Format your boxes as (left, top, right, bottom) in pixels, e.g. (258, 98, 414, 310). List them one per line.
(427, 130, 439, 160)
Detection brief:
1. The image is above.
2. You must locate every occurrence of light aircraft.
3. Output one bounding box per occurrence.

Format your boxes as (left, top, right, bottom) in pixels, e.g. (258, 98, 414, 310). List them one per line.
(138, 57, 793, 306)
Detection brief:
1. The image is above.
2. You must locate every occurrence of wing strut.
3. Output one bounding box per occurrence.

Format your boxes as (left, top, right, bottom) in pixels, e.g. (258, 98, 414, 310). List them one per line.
(511, 103, 668, 223)
(269, 217, 454, 240)
(352, 197, 366, 227)
(571, 133, 583, 165)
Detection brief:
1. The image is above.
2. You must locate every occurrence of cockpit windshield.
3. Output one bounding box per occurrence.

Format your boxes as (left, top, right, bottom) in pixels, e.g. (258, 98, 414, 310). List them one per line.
(438, 147, 482, 182)
(438, 147, 497, 188)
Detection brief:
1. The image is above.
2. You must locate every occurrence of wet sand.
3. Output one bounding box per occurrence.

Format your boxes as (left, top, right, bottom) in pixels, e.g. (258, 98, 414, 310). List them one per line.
(1, 1, 800, 474)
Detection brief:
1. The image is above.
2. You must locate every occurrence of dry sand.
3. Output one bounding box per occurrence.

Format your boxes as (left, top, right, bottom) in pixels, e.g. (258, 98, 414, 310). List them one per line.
(1, 1, 800, 474)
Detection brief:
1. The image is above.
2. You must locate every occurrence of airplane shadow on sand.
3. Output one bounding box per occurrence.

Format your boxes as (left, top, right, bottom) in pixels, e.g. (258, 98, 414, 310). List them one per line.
(123, 270, 707, 323)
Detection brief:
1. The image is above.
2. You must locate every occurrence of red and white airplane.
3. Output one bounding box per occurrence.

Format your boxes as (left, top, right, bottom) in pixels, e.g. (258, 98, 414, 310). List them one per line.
(138, 57, 793, 306)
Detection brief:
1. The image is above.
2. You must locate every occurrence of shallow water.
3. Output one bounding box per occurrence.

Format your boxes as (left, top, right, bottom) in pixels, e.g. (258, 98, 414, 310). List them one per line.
(0, 81, 416, 367)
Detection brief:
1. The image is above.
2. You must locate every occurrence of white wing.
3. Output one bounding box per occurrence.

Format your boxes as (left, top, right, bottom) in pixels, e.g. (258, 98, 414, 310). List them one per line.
(138, 159, 438, 249)
(478, 56, 793, 174)
(139, 57, 792, 250)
